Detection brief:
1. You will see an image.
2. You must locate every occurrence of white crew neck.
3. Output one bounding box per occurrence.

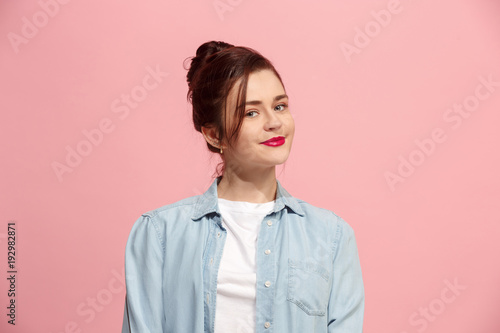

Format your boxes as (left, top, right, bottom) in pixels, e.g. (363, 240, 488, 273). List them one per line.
(218, 197, 275, 214)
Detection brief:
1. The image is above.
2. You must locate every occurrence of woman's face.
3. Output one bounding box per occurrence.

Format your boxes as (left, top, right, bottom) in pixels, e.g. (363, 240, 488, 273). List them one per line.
(223, 69, 295, 172)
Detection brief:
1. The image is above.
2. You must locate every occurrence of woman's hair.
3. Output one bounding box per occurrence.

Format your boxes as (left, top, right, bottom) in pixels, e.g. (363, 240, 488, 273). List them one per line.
(185, 41, 284, 176)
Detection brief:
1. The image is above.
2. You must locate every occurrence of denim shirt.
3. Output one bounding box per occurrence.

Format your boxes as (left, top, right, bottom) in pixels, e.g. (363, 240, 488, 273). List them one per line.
(122, 176, 364, 333)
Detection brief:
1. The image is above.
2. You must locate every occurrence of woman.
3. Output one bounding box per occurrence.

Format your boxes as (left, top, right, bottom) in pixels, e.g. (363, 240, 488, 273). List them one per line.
(122, 41, 364, 333)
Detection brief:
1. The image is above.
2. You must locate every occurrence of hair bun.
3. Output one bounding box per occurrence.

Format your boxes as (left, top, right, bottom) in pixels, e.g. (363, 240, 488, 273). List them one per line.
(186, 41, 234, 86)
(196, 41, 234, 59)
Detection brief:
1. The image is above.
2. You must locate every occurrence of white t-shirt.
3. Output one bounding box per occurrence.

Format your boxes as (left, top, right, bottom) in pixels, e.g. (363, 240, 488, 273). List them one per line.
(214, 198, 275, 333)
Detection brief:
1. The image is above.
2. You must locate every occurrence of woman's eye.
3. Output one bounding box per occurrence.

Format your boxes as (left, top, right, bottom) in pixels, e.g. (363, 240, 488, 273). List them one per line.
(245, 111, 257, 117)
(275, 103, 287, 111)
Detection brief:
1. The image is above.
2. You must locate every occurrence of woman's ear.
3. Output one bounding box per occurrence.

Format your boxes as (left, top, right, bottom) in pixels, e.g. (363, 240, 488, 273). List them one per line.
(201, 125, 221, 149)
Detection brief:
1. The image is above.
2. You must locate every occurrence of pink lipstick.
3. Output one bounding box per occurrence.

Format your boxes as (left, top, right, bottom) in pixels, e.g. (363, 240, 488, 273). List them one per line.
(260, 136, 285, 146)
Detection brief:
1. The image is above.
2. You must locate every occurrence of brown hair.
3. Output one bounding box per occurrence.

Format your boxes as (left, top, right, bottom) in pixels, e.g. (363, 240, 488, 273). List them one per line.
(185, 41, 284, 176)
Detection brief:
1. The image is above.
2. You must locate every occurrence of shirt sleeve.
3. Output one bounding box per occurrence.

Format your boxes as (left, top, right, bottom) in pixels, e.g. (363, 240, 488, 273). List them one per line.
(327, 218, 365, 332)
(122, 214, 165, 333)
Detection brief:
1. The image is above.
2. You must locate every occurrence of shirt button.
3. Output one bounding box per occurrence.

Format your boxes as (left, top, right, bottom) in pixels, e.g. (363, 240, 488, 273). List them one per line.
(264, 249, 271, 255)
(266, 220, 273, 226)
(264, 281, 271, 287)
(217, 232, 221, 237)
(264, 322, 271, 329)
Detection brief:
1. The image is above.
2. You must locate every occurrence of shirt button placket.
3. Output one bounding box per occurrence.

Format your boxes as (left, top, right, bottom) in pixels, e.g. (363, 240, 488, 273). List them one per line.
(260, 218, 274, 331)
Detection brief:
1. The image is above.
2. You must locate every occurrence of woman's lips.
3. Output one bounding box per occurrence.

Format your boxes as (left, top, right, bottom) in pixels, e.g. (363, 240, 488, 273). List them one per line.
(260, 136, 285, 146)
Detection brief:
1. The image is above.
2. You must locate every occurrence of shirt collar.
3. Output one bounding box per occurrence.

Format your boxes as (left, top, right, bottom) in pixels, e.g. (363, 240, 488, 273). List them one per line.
(191, 176, 305, 221)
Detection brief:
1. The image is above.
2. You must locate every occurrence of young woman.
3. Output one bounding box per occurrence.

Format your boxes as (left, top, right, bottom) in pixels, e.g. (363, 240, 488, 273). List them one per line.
(122, 41, 364, 333)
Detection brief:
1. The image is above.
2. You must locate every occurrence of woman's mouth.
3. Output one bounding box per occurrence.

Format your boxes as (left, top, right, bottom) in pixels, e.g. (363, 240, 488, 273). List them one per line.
(260, 136, 285, 146)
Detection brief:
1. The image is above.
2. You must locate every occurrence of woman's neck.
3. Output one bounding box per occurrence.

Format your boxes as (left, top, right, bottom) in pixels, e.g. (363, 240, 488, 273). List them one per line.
(216, 168, 277, 203)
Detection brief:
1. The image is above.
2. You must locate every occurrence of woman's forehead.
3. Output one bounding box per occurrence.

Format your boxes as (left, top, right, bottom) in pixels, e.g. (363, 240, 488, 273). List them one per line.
(226, 70, 285, 106)
(246, 70, 285, 100)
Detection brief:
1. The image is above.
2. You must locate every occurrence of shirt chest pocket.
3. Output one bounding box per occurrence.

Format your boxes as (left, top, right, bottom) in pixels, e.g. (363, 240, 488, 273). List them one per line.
(287, 258, 331, 316)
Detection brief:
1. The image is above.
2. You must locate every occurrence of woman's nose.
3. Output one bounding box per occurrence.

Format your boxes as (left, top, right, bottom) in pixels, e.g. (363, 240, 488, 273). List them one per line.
(264, 110, 282, 130)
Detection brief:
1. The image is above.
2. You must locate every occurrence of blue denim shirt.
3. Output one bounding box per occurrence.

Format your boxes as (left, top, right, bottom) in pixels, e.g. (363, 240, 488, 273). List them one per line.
(122, 176, 364, 333)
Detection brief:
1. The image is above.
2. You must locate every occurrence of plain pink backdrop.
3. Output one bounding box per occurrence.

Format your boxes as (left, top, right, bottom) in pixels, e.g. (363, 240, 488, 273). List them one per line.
(1, 0, 499, 332)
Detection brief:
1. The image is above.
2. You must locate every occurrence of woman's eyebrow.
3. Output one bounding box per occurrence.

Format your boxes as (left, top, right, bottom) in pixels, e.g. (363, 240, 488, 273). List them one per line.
(245, 94, 288, 106)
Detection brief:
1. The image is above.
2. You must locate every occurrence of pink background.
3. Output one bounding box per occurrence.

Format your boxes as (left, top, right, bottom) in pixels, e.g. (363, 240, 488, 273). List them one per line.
(1, 0, 499, 332)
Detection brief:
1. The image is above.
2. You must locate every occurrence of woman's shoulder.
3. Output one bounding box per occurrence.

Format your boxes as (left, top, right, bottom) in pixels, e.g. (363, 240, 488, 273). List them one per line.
(138, 193, 202, 220)
(292, 196, 340, 219)
(126, 193, 205, 242)
(292, 197, 355, 232)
